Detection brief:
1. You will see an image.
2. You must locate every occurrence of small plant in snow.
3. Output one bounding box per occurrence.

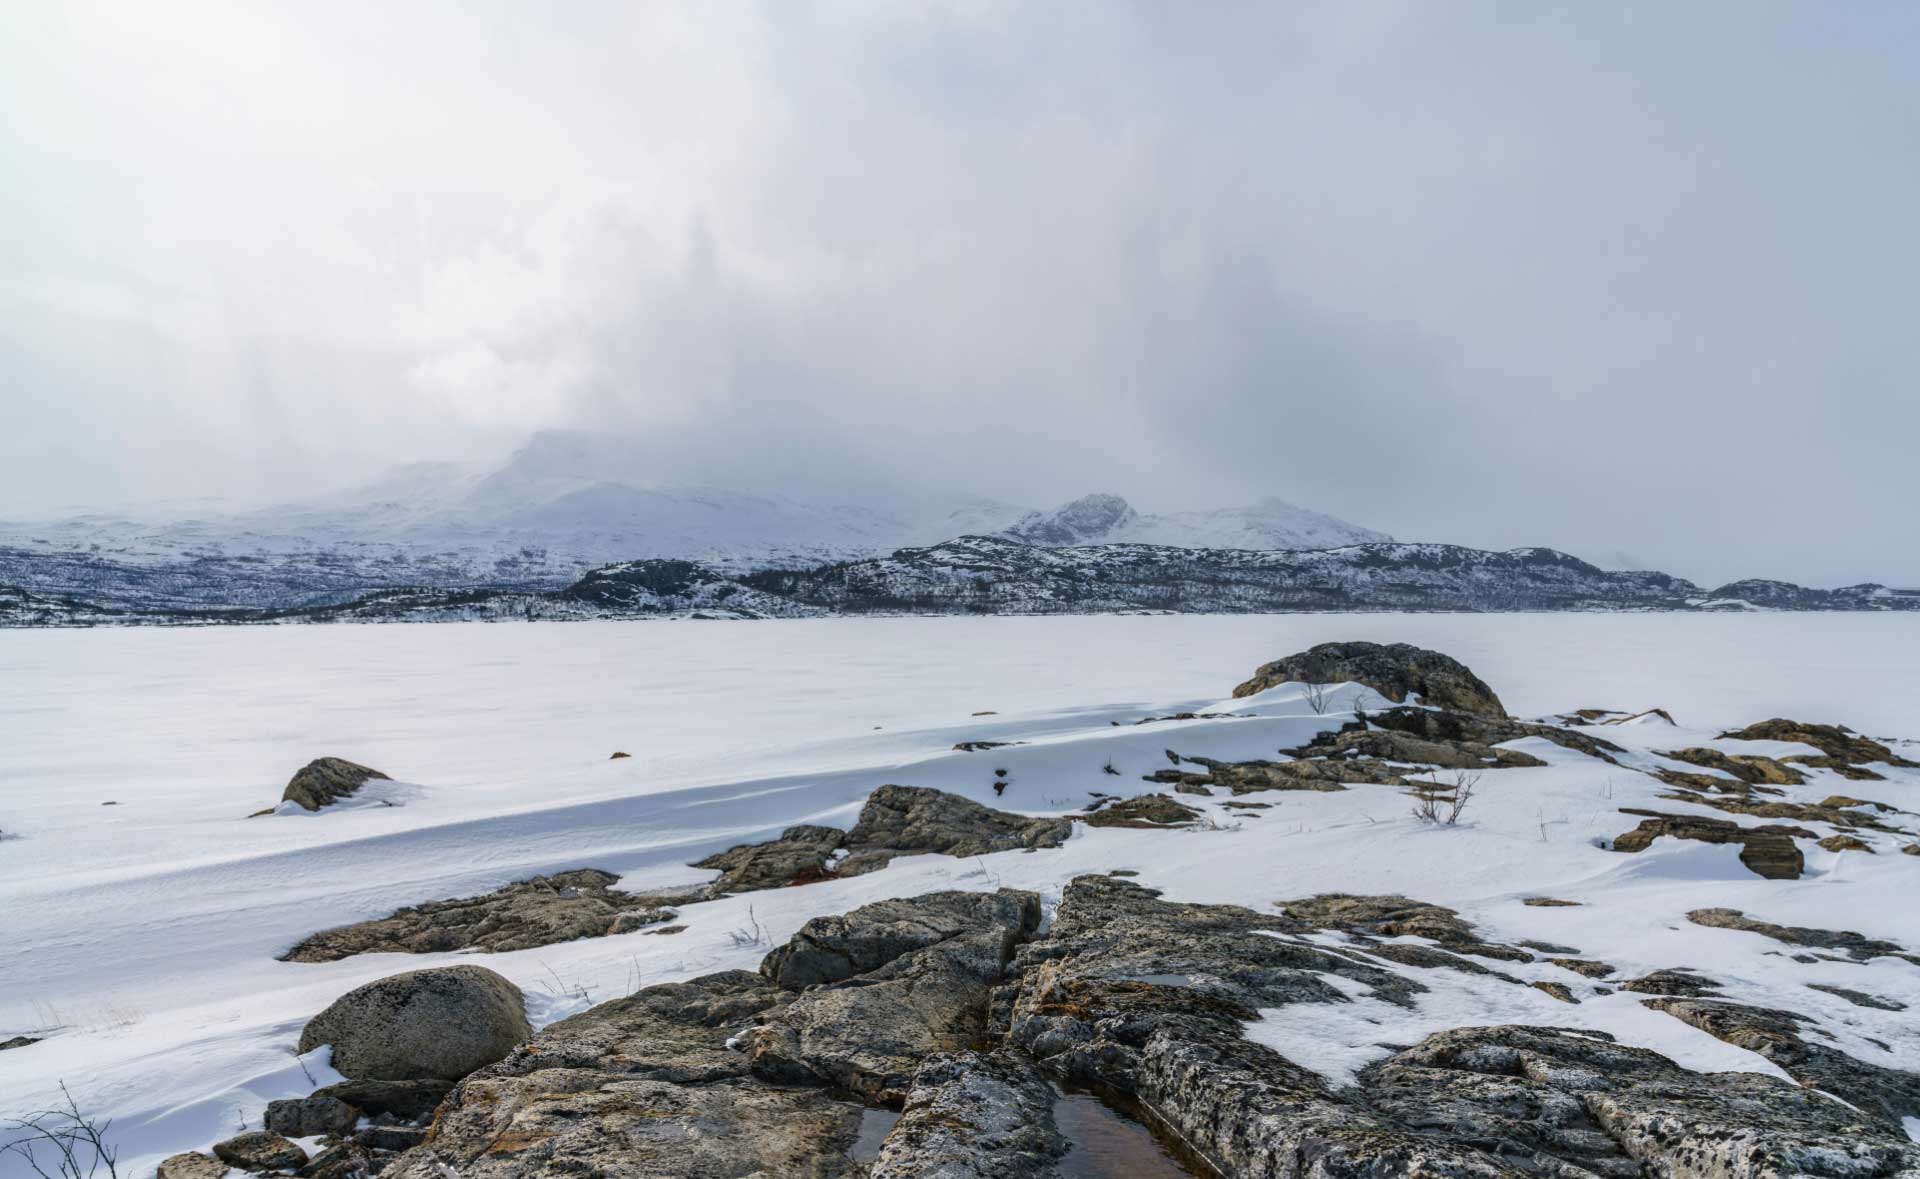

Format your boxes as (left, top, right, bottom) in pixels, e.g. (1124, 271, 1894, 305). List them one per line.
(1303, 681, 1331, 715)
(1409, 770, 1480, 825)
(2, 1083, 120, 1179)
(726, 904, 769, 949)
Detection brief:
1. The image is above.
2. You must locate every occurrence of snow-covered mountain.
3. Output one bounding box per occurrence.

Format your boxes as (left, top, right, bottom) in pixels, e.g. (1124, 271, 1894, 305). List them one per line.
(0, 432, 1395, 610)
(1000, 492, 1390, 550)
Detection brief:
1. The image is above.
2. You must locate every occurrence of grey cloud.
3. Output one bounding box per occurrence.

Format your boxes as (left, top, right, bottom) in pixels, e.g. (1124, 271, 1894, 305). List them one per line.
(1, 1, 1915, 585)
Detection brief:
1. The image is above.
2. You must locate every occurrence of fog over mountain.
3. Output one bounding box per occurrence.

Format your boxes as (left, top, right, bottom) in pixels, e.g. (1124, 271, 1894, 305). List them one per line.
(3, 4, 1917, 586)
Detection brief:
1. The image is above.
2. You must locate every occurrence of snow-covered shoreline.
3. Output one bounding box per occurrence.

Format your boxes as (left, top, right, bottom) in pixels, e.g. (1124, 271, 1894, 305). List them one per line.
(3, 614, 1918, 1173)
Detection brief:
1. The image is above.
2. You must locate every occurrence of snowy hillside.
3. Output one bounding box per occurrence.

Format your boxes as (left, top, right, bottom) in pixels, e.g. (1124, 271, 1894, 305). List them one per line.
(1001, 492, 1390, 550)
(2, 619, 1917, 1176)
(0, 433, 1399, 614)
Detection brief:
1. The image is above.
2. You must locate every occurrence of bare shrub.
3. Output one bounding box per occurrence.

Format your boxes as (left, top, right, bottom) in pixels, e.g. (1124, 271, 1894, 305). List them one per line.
(1303, 681, 1331, 715)
(2, 1083, 120, 1179)
(1409, 770, 1481, 826)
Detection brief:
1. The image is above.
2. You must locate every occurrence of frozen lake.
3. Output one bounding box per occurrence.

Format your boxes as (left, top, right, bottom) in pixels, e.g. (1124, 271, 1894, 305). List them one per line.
(3, 612, 1918, 1171)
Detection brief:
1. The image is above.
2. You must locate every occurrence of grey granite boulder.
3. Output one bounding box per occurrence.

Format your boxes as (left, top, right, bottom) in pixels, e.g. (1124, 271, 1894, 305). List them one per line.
(1233, 641, 1507, 717)
(869, 1051, 1068, 1178)
(297, 964, 531, 1081)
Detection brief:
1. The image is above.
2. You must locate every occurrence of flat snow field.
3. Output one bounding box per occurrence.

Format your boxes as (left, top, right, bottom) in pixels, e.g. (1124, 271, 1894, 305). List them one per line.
(3, 613, 1919, 1171)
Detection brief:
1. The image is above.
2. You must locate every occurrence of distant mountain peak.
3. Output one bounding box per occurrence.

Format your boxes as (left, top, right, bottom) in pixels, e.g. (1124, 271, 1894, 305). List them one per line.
(999, 492, 1388, 552)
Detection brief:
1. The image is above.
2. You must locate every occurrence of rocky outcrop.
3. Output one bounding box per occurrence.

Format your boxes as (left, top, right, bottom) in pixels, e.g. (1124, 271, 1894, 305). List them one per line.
(997, 876, 1916, 1179)
(155, 1153, 228, 1179)
(1279, 893, 1534, 962)
(1646, 997, 1920, 1130)
(1620, 968, 1722, 997)
(1719, 718, 1919, 770)
(693, 786, 1073, 896)
(843, 786, 1073, 868)
(693, 824, 850, 893)
(1658, 746, 1808, 786)
(263, 1092, 359, 1137)
(1082, 793, 1201, 827)
(297, 965, 531, 1081)
(868, 1051, 1068, 1178)
(1147, 753, 1400, 793)
(280, 869, 682, 961)
(1286, 727, 1547, 770)
(1233, 641, 1508, 717)
(1654, 787, 1906, 833)
(1609, 808, 1811, 879)
(1362, 705, 1626, 762)
(742, 890, 1042, 1102)
(382, 890, 1044, 1179)
(212, 1131, 307, 1172)
(1687, 907, 1914, 963)
(281, 757, 389, 811)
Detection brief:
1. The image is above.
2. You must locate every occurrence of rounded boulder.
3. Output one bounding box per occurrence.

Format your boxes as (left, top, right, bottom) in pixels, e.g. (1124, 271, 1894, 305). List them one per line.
(297, 964, 531, 1081)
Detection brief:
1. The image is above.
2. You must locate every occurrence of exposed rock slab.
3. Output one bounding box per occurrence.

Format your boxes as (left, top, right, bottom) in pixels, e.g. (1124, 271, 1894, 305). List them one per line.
(1281, 893, 1534, 963)
(281, 757, 390, 811)
(693, 824, 848, 893)
(1658, 746, 1808, 786)
(1718, 718, 1918, 770)
(1645, 997, 1920, 1130)
(1609, 809, 1810, 879)
(1082, 793, 1201, 827)
(745, 890, 1041, 1102)
(1687, 907, 1916, 964)
(1364, 706, 1626, 763)
(1286, 726, 1548, 770)
(1233, 641, 1508, 717)
(213, 1131, 308, 1172)
(298, 964, 531, 1081)
(281, 869, 681, 961)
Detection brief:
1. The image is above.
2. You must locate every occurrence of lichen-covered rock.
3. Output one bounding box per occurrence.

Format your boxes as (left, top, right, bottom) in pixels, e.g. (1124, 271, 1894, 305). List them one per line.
(1233, 641, 1509, 717)
(281, 757, 389, 811)
(1718, 718, 1918, 769)
(280, 869, 680, 961)
(155, 1153, 228, 1179)
(1658, 746, 1808, 785)
(212, 1131, 308, 1172)
(297, 965, 531, 1081)
(1364, 706, 1626, 762)
(1281, 893, 1533, 962)
(1082, 793, 1201, 827)
(1645, 997, 1920, 1130)
(869, 1051, 1068, 1178)
(1288, 727, 1547, 770)
(1609, 809, 1810, 879)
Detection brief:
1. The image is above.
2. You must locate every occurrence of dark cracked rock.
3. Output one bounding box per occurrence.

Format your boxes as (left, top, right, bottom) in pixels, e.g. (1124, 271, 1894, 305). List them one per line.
(280, 869, 683, 961)
(842, 785, 1073, 868)
(280, 756, 390, 812)
(1233, 641, 1508, 717)
(1281, 893, 1535, 963)
(1687, 907, 1915, 963)
(1645, 997, 1920, 1130)
(1365, 1024, 1919, 1179)
(1609, 809, 1811, 879)
(693, 824, 850, 893)
(1147, 753, 1401, 793)
(1807, 984, 1907, 1012)
(698, 787, 1073, 894)
(1718, 718, 1919, 771)
(869, 1050, 1069, 1178)
(1285, 727, 1547, 770)
(745, 890, 1042, 1102)
(1364, 706, 1626, 764)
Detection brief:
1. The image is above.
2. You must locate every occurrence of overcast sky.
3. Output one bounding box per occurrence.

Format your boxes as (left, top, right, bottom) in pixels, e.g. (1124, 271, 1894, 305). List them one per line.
(2, 2, 1916, 586)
